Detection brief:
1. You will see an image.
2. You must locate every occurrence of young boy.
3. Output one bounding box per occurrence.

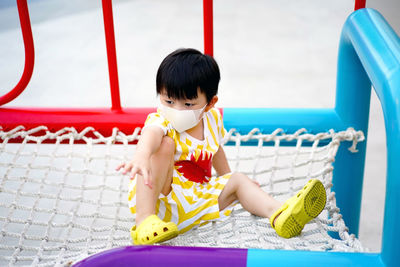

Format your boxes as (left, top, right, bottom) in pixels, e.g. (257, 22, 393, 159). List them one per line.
(117, 48, 326, 245)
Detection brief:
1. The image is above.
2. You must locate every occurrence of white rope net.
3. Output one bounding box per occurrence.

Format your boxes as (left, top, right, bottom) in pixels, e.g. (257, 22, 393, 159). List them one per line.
(0, 126, 366, 266)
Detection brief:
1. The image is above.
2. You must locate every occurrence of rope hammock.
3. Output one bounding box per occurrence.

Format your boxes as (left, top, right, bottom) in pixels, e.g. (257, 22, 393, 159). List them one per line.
(0, 126, 366, 266)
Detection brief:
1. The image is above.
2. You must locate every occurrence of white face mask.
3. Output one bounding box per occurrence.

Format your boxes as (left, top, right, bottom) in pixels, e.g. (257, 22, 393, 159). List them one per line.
(159, 103, 207, 133)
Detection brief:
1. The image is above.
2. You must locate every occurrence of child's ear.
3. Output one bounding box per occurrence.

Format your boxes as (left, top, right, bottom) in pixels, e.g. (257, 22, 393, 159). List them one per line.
(205, 96, 218, 112)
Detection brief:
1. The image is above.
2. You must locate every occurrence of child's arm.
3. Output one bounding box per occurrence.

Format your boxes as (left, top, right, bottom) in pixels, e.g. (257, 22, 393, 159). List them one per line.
(212, 146, 231, 176)
(116, 126, 164, 188)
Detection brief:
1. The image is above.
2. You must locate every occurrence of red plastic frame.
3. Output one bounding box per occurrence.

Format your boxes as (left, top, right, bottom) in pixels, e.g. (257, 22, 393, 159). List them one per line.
(355, 0, 366, 11)
(102, 0, 122, 111)
(0, 0, 34, 106)
(203, 0, 213, 57)
(0, 107, 156, 143)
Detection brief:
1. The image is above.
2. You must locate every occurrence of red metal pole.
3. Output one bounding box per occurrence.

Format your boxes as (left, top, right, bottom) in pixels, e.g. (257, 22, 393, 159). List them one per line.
(0, 0, 34, 106)
(354, 0, 366, 11)
(102, 0, 122, 112)
(203, 0, 214, 57)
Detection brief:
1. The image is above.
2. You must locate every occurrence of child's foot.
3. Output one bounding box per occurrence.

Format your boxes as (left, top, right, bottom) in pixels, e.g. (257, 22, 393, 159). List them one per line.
(270, 179, 326, 238)
(130, 215, 179, 245)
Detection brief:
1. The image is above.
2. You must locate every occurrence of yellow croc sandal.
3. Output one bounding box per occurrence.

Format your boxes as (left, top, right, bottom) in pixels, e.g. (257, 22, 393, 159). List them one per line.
(130, 215, 179, 245)
(270, 179, 326, 238)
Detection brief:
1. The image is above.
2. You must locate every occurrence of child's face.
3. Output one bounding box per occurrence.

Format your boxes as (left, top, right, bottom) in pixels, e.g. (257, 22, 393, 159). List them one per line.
(159, 88, 208, 111)
(158, 87, 218, 132)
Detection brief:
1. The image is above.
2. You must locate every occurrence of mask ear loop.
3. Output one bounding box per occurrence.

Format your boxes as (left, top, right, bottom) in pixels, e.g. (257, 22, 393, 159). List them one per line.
(196, 104, 208, 121)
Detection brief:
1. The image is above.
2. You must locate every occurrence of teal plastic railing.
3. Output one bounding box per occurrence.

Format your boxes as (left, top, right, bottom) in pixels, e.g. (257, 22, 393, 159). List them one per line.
(224, 8, 400, 266)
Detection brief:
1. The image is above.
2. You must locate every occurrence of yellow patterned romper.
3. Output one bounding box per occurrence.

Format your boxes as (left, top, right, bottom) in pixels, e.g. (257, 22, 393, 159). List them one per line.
(128, 107, 234, 234)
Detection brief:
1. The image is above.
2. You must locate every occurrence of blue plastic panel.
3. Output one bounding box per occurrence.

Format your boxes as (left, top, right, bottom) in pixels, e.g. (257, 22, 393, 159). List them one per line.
(224, 8, 400, 267)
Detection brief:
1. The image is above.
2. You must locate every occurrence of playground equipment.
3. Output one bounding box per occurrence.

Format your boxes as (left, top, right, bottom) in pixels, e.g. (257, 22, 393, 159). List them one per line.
(1, 0, 399, 266)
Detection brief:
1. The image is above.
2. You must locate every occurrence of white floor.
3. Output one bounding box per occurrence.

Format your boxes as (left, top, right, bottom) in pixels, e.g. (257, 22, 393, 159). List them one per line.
(1, 0, 399, 252)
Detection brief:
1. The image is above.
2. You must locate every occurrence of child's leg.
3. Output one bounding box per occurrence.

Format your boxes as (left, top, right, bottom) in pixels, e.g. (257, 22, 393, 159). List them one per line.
(135, 136, 175, 226)
(219, 172, 326, 238)
(131, 136, 178, 245)
(218, 172, 282, 218)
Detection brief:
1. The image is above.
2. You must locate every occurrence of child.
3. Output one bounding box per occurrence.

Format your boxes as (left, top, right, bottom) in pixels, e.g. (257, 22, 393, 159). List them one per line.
(117, 48, 326, 245)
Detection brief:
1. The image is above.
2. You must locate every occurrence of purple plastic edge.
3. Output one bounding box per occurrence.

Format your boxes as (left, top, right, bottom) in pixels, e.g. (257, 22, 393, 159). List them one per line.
(73, 245, 248, 267)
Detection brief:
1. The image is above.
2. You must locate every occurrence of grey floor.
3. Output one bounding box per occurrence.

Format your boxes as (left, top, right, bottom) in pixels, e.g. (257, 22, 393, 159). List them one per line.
(1, 0, 399, 253)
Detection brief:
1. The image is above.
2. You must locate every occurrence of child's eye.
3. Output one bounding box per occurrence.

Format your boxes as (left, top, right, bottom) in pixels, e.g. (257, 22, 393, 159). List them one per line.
(185, 103, 194, 107)
(165, 100, 173, 105)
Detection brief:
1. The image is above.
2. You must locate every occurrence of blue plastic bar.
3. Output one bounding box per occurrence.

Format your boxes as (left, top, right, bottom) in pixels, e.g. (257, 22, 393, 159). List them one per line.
(330, 6, 373, 238)
(247, 249, 383, 267)
(223, 108, 343, 134)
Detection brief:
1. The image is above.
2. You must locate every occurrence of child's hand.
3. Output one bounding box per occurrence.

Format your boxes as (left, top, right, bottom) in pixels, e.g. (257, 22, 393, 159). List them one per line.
(116, 159, 153, 189)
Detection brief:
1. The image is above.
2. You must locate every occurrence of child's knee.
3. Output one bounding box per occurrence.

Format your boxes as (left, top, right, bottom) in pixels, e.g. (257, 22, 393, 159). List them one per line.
(231, 172, 256, 186)
(231, 172, 246, 180)
(230, 172, 247, 185)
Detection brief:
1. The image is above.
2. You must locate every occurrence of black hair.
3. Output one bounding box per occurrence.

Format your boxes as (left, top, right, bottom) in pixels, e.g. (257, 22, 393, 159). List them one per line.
(156, 48, 220, 103)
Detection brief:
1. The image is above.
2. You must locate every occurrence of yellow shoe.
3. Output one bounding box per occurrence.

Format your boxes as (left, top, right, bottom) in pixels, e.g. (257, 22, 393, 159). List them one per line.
(130, 215, 179, 245)
(270, 179, 326, 238)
